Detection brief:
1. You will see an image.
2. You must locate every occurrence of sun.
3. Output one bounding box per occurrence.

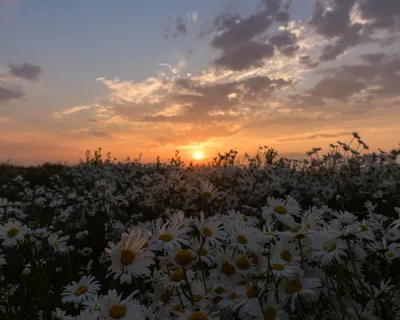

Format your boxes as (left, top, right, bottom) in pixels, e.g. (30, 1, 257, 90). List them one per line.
(193, 151, 204, 160)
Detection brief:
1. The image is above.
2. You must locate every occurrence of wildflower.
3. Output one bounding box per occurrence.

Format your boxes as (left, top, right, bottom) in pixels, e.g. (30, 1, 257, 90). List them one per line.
(148, 219, 190, 252)
(100, 290, 147, 320)
(279, 269, 321, 311)
(0, 220, 28, 247)
(106, 229, 155, 283)
(262, 196, 301, 228)
(61, 275, 101, 305)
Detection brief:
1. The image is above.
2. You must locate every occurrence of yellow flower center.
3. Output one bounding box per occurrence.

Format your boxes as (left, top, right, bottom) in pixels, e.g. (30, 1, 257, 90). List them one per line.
(389, 232, 395, 237)
(264, 232, 275, 236)
(202, 227, 212, 237)
(192, 294, 202, 302)
(386, 252, 395, 258)
(221, 262, 235, 275)
(74, 285, 88, 296)
(120, 248, 135, 265)
(280, 250, 292, 262)
(235, 258, 250, 270)
(246, 286, 257, 299)
(160, 290, 172, 303)
(170, 269, 185, 282)
(271, 263, 285, 270)
(109, 304, 126, 319)
(242, 215, 248, 222)
(174, 250, 194, 266)
(274, 206, 287, 215)
(159, 233, 174, 242)
(52, 242, 59, 249)
(228, 292, 237, 300)
(360, 225, 369, 232)
(199, 248, 208, 256)
(7, 228, 19, 238)
(236, 235, 248, 244)
(202, 191, 212, 198)
(264, 307, 277, 320)
(179, 186, 187, 193)
(189, 311, 208, 320)
(306, 223, 311, 229)
(324, 242, 337, 252)
(285, 279, 302, 294)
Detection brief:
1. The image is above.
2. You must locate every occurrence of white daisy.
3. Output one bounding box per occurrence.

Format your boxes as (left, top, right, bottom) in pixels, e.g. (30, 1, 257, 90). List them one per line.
(309, 232, 347, 266)
(195, 212, 227, 246)
(262, 196, 301, 228)
(148, 219, 190, 252)
(48, 233, 70, 254)
(279, 269, 321, 311)
(106, 229, 155, 284)
(270, 240, 301, 266)
(61, 275, 101, 305)
(0, 220, 28, 247)
(100, 289, 146, 320)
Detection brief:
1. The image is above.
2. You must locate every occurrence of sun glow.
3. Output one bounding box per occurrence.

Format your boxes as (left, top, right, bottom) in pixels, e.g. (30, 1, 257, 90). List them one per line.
(193, 151, 204, 160)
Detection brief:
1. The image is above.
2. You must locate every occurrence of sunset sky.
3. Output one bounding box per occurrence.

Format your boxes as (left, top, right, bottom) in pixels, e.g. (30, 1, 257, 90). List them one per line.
(1, 0, 400, 165)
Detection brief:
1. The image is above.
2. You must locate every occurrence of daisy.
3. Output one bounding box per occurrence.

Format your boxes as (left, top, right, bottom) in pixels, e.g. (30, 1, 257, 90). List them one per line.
(191, 237, 218, 267)
(262, 196, 301, 228)
(148, 219, 190, 252)
(226, 218, 259, 253)
(0, 220, 28, 247)
(48, 233, 70, 254)
(209, 249, 237, 280)
(106, 229, 155, 284)
(249, 292, 289, 320)
(270, 240, 301, 266)
(61, 275, 101, 305)
(195, 212, 227, 246)
(309, 232, 347, 266)
(100, 290, 147, 320)
(279, 269, 321, 311)
(235, 285, 261, 318)
(198, 180, 216, 199)
(169, 210, 193, 233)
(268, 258, 297, 278)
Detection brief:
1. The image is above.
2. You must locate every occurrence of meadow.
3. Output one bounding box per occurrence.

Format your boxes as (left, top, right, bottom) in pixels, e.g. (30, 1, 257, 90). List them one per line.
(0, 133, 400, 320)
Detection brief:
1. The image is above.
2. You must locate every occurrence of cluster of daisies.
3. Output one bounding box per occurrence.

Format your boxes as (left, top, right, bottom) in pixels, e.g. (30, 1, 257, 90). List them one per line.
(2, 194, 400, 319)
(0, 135, 399, 319)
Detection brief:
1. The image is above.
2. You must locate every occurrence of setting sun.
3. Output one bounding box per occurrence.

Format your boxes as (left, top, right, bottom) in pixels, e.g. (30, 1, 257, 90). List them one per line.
(193, 151, 204, 160)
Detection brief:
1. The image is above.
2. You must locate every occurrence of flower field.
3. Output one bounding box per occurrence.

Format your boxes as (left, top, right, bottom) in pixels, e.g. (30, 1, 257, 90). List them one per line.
(1, 135, 400, 320)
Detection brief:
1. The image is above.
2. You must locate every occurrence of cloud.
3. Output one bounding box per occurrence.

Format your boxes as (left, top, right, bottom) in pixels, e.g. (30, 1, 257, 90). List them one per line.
(8, 63, 42, 81)
(0, 86, 24, 104)
(92, 131, 111, 138)
(162, 16, 187, 39)
(359, 0, 400, 32)
(53, 105, 92, 118)
(278, 131, 353, 142)
(213, 42, 275, 71)
(0, 114, 11, 123)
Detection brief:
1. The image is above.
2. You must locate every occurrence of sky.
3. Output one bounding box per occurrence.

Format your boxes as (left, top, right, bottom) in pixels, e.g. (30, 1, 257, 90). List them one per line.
(1, 0, 400, 165)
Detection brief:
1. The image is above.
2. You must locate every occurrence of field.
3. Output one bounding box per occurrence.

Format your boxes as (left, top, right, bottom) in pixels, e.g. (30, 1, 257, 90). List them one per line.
(1, 135, 400, 320)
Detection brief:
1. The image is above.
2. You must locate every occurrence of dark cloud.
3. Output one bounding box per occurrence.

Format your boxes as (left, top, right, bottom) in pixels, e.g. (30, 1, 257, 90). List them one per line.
(278, 131, 353, 142)
(210, 10, 273, 51)
(92, 131, 111, 138)
(299, 55, 319, 68)
(133, 75, 291, 124)
(292, 53, 400, 107)
(8, 63, 42, 81)
(213, 42, 275, 71)
(310, 0, 356, 39)
(359, 0, 400, 31)
(0, 86, 24, 104)
(162, 16, 187, 39)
